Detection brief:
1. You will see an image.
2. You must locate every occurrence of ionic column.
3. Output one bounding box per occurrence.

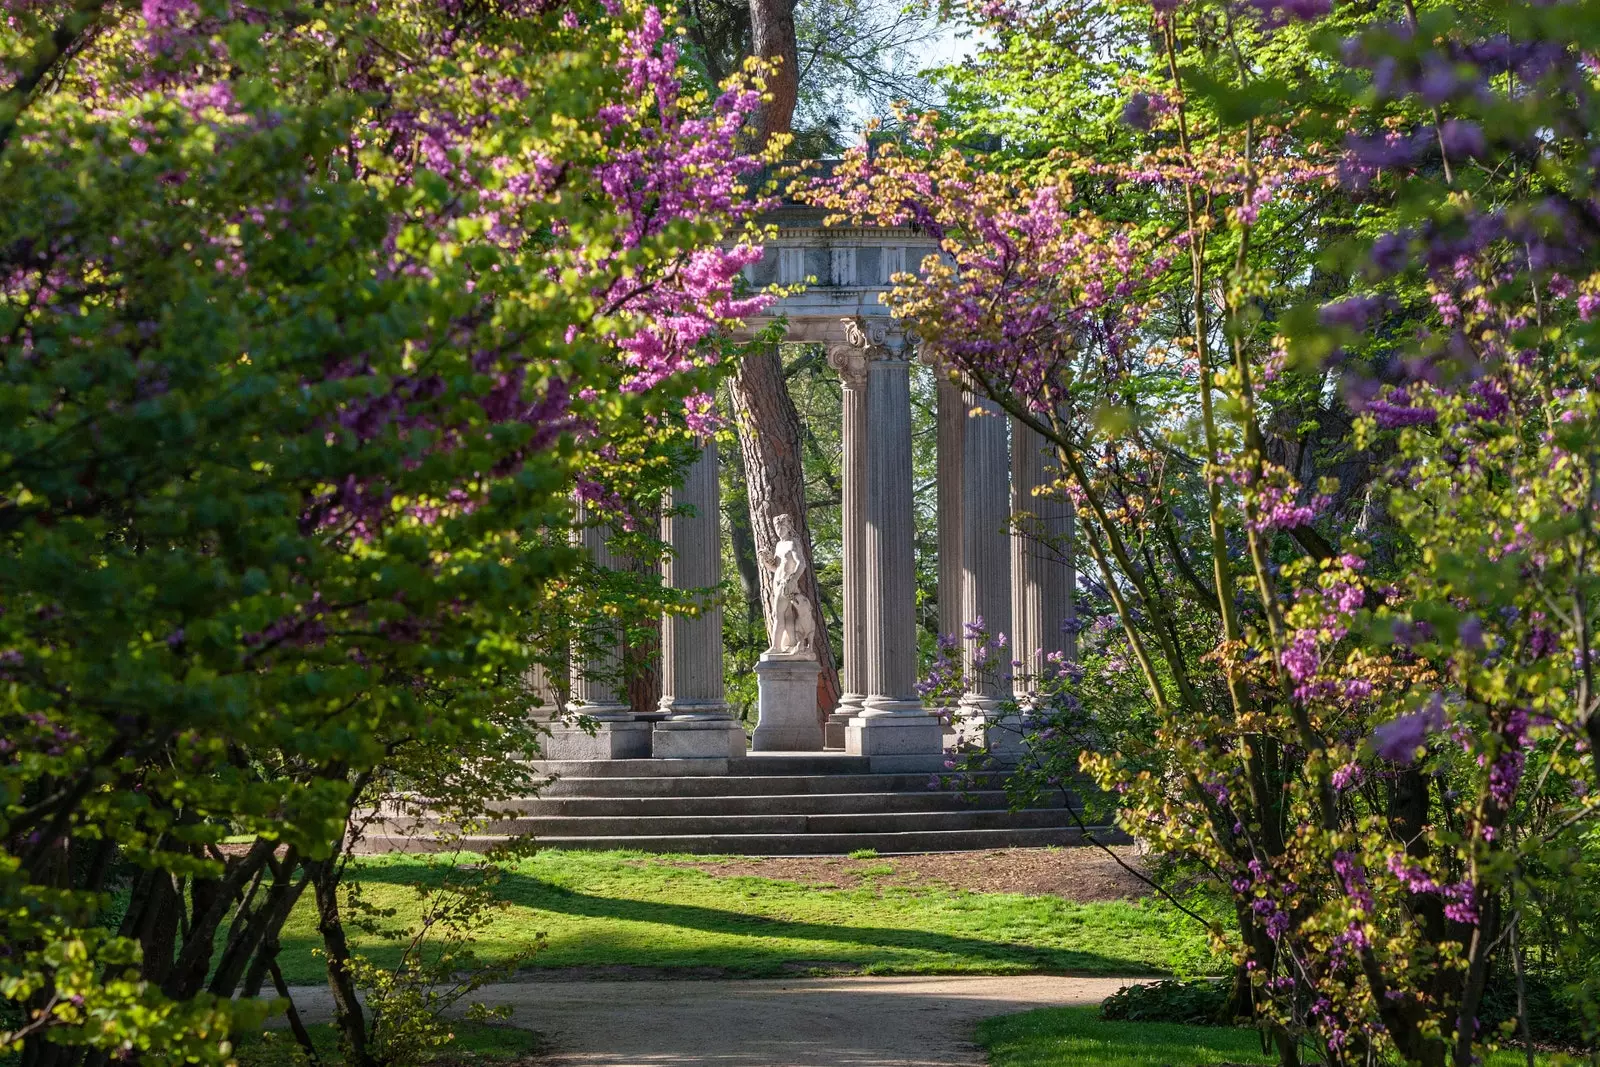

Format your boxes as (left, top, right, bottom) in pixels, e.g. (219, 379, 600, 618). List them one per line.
(860, 342, 924, 718)
(935, 375, 965, 650)
(654, 440, 743, 759)
(658, 439, 729, 718)
(824, 345, 870, 749)
(959, 390, 1013, 715)
(571, 501, 631, 719)
(842, 321, 941, 770)
(1011, 419, 1077, 695)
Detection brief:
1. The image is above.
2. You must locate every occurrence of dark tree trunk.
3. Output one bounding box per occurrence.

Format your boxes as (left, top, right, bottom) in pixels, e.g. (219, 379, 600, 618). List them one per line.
(725, 443, 767, 647)
(732, 3, 833, 726)
(748, 0, 797, 138)
(728, 344, 842, 723)
(310, 858, 375, 1067)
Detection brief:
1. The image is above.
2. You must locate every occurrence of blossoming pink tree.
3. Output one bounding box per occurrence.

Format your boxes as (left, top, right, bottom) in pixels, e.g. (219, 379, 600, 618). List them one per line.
(812, 0, 1599, 1060)
(0, 0, 777, 1062)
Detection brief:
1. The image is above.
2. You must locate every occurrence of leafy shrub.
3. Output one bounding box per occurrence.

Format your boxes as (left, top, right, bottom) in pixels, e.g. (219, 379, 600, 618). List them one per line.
(1477, 971, 1595, 1051)
(1100, 980, 1233, 1027)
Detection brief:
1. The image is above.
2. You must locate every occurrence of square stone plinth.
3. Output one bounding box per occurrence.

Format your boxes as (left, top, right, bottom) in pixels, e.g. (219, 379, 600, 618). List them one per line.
(845, 714, 945, 773)
(976, 712, 1030, 766)
(653, 717, 747, 759)
(955, 707, 1030, 767)
(542, 719, 652, 760)
(752, 655, 823, 752)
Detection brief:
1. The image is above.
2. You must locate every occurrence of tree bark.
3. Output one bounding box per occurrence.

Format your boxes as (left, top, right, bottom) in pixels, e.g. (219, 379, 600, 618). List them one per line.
(733, 3, 831, 724)
(728, 344, 842, 722)
(748, 0, 798, 138)
(310, 857, 374, 1067)
(724, 444, 767, 647)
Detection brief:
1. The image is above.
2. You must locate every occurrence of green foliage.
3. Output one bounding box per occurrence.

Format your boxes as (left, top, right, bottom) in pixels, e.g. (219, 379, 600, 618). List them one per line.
(824, 0, 1600, 1060)
(1099, 979, 1234, 1027)
(340, 852, 542, 1066)
(0, 0, 772, 1060)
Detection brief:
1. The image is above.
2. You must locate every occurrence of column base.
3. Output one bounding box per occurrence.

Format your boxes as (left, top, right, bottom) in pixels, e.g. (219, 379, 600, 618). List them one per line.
(752, 655, 823, 752)
(955, 698, 1030, 766)
(653, 716, 746, 759)
(824, 693, 867, 750)
(845, 712, 945, 772)
(657, 697, 731, 716)
(542, 719, 652, 760)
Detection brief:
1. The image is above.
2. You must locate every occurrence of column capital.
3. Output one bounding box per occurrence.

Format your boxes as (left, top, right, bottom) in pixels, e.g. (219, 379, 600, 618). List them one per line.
(825, 343, 870, 389)
(840, 315, 913, 362)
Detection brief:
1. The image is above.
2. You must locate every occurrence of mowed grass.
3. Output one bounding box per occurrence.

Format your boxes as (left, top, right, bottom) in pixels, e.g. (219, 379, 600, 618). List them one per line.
(977, 1007, 1579, 1067)
(978, 1006, 1275, 1067)
(273, 849, 1222, 984)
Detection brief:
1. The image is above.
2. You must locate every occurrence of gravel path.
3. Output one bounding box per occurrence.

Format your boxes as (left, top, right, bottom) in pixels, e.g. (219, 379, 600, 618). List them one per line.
(289, 974, 1146, 1066)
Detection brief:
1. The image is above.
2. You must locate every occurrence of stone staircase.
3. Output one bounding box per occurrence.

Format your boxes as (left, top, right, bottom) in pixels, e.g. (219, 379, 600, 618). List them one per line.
(364, 753, 1111, 856)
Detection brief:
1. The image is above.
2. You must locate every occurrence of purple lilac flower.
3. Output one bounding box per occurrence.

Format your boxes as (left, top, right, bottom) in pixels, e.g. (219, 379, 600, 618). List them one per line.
(1318, 295, 1385, 331)
(1121, 93, 1152, 130)
(1370, 231, 1413, 274)
(1371, 692, 1446, 762)
(1437, 119, 1486, 160)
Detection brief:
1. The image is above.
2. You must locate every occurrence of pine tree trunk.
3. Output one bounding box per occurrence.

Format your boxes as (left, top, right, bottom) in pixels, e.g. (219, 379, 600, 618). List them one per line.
(748, 0, 798, 137)
(724, 444, 767, 648)
(728, 344, 841, 723)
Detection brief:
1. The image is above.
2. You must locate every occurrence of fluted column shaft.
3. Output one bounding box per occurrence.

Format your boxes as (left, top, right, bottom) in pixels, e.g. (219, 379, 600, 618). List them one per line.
(572, 501, 631, 717)
(1011, 419, 1077, 693)
(935, 377, 965, 648)
(960, 391, 1013, 708)
(659, 440, 729, 717)
(830, 348, 870, 720)
(862, 349, 923, 715)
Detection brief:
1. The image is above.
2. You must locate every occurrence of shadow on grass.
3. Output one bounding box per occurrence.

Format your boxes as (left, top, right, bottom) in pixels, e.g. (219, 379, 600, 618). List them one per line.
(288, 866, 1165, 979)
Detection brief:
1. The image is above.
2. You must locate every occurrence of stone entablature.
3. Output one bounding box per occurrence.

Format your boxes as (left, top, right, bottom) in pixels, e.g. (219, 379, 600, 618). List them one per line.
(740, 207, 941, 341)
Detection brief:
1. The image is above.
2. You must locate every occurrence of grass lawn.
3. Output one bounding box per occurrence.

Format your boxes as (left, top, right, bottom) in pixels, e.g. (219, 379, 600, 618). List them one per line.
(977, 1007, 1581, 1067)
(273, 849, 1222, 984)
(979, 1006, 1276, 1067)
(235, 1020, 543, 1067)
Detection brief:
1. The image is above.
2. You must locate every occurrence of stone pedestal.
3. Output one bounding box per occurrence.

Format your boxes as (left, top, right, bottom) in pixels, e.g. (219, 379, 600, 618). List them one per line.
(752, 654, 823, 751)
(652, 716, 746, 759)
(543, 719, 653, 760)
(845, 715, 946, 773)
(969, 712, 1030, 766)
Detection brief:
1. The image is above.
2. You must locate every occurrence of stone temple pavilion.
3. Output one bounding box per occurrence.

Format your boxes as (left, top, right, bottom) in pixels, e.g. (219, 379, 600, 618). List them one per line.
(544, 201, 1078, 776)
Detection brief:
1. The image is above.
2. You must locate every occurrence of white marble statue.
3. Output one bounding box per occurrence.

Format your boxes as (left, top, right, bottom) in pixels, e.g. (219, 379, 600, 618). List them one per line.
(761, 513, 817, 658)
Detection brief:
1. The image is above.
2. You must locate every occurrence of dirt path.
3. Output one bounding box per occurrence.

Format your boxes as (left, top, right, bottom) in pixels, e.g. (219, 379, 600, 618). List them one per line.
(288, 974, 1146, 1066)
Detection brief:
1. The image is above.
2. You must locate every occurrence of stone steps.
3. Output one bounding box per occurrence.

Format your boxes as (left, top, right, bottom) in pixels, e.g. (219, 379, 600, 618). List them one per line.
(358, 753, 1110, 856)
(365, 825, 1099, 856)
(533, 773, 995, 798)
(497, 789, 1055, 817)
(531, 755, 877, 777)
(478, 807, 1077, 837)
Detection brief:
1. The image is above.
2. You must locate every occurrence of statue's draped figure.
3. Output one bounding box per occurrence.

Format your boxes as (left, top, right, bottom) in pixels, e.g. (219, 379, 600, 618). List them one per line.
(762, 513, 817, 658)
